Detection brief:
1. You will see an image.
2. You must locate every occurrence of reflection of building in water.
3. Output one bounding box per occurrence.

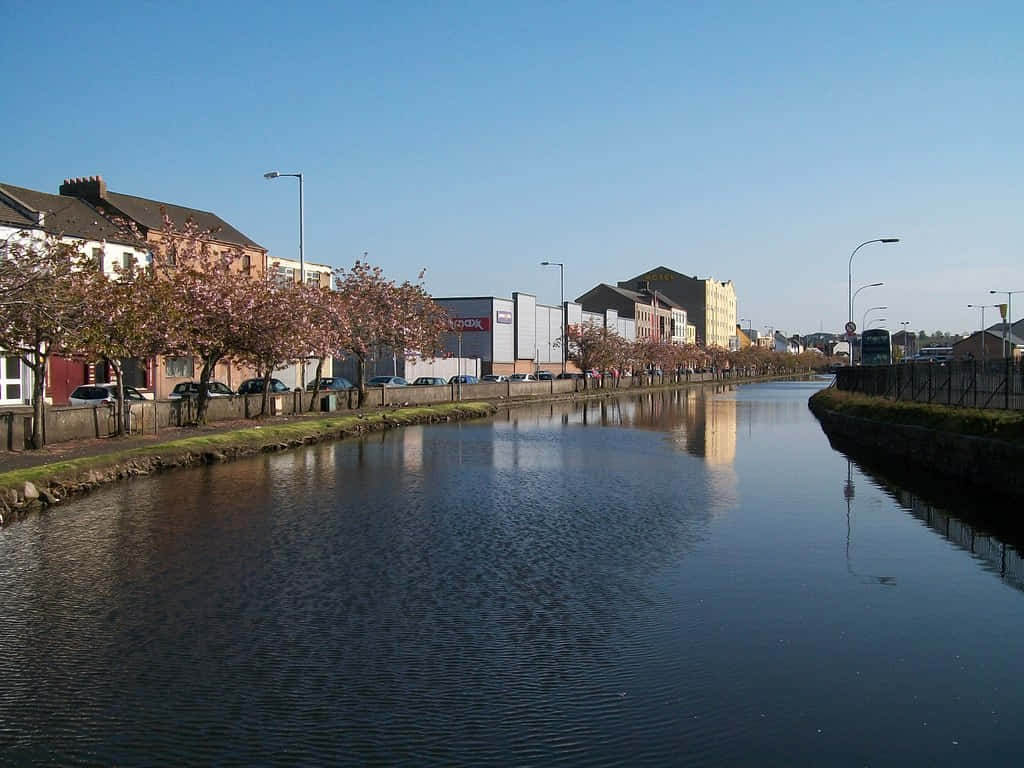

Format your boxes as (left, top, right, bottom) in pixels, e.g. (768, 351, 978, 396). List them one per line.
(669, 387, 736, 465)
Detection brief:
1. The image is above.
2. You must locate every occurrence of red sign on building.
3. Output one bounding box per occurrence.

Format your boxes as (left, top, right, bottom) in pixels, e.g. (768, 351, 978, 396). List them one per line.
(450, 317, 492, 332)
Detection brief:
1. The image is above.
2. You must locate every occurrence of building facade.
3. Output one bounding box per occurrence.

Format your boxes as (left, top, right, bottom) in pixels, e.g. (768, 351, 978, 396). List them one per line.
(617, 267, 735, 348)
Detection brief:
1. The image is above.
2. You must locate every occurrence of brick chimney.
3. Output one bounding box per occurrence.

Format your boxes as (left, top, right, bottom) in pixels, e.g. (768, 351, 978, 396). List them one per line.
(59, 175, 107, 203)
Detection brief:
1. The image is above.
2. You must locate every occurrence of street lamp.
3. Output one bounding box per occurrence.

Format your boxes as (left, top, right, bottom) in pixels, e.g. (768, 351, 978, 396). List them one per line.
(862, 305, 888, 333)
(264, 171, 304, 283)
(968, 303, 1001, 363)
(265, 170, 305, 387)
(540, 261, 565, 373)
(869, 318, 888, 328)
(848, 238, 899, 326)
(989, 289, 1022, 359)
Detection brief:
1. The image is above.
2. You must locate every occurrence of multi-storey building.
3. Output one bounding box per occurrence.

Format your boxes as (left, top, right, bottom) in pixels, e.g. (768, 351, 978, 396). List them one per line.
(617, 267, 736, 348)
(575, 283, 687, 343)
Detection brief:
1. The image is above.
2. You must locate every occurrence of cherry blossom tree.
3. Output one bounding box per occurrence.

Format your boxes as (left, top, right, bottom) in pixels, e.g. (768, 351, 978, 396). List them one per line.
(66, 255, 176, 434)
(301, 284, 352, 411)
(148, 216, 255, 424)
(334, 260, 449, 406)
(231, 275, 309, 417)
(0, 232, 84, 448)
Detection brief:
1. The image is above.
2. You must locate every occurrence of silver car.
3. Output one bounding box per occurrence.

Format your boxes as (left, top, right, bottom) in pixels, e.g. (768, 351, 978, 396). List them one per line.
(69, 383, 147, 406)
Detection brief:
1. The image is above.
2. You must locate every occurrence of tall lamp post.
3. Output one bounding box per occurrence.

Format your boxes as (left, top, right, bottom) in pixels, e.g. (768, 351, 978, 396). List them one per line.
(265, 170, 305, 386)
(848, 238, 899, 324)
(264, 171, 305, 282)
(850, 283, 883, 364)
(989, 289, 1022, 359)
(968, 303, 1000, 363)
(540, 261, 565, 373)
(868, 318, 888, 328)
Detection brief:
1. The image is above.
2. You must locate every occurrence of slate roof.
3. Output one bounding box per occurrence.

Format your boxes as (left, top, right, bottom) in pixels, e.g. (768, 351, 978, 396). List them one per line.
(592, 283, 682, 309)
(0, 183, 136, 244)
(98, 190, 265, 250)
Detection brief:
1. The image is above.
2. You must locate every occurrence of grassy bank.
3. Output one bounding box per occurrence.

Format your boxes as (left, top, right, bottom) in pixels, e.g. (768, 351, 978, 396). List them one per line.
(810, 388, 1024, 444)
(0, 402, 495, 516)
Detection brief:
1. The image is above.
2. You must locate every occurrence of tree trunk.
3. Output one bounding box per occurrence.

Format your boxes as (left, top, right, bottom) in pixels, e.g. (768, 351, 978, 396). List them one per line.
(356, 354, 367, 408)
(259, 369, 272, 417)
(28, 345, 47, 450)
(105, 357, 127, 436)
(196, 354, 220, 425)
(307, 356, 326, 412)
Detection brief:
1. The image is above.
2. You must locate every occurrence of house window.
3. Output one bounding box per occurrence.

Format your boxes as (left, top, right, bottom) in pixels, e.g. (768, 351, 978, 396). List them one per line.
(165, 356, 195, 378)
(2, 355, 22, 403)
(93, 247, 103, 268)
(242, 253, 251, 271)
(123, 252, 133, 269)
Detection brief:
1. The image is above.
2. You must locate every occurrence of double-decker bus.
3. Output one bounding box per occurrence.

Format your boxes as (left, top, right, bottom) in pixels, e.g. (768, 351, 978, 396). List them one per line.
(860, 328, 892, 365)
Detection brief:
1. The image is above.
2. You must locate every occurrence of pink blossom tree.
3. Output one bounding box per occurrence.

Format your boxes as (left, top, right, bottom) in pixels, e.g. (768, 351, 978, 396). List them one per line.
(334, 260, 448, 406)
(66, 254, 176, 434)
(0, 232, 85, 448)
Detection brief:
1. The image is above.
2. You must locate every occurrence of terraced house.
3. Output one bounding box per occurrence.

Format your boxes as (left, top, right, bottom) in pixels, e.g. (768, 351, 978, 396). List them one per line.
(2, 175, 333, 405)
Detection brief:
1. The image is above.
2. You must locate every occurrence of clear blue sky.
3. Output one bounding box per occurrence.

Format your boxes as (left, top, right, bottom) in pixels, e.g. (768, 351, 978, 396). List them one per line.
(3, 1, 1022, 336)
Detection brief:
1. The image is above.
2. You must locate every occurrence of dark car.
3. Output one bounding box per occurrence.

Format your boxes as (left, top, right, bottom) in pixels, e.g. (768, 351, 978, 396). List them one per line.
(556, 372, 583, 380)
(237, 378, 290, 395)
(449, 375, 479, 384)
(537, 371, 554, 381)
(169, 381, 234, 399)
(305, 376, 354, 392)
(412, 376, 448, 386)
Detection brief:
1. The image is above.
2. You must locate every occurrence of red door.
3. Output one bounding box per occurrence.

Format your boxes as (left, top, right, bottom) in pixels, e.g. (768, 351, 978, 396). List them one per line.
(49, 356, 87, 405)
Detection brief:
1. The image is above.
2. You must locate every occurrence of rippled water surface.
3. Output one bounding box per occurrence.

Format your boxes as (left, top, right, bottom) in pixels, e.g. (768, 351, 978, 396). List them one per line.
(2, 380, 1024, 765)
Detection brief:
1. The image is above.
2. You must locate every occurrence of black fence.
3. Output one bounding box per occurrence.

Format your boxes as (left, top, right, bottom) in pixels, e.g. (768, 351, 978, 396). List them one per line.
(834, 359, 1024, 410)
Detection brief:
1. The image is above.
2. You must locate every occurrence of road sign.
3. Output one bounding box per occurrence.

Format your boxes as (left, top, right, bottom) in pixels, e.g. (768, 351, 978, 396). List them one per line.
(845, 321, 857, 334)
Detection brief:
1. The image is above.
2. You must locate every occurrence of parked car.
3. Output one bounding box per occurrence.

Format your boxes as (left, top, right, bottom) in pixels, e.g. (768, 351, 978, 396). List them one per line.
(69, 383, 147, 406)
(305, 376, 354, 391)
(169, 381, 235, 399)
(536, 371, 554, 381)
(585, 370, 601, 380)
(481, 374, 508, 382)
(368, 376, 408, 387)
(412, 376, 448, 386)
(237, 378, 290, 395)
(449, 375, 479, 384)
(509, 373, 537, 382)
(556, 372, 582, 380)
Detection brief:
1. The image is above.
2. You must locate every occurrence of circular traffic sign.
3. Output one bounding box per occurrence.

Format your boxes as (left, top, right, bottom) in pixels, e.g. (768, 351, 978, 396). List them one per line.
(844, 321, 857, 334)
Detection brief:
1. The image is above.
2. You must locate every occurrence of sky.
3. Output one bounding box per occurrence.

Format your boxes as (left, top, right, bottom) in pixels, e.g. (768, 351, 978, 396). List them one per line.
(3, 0, 1022, 336)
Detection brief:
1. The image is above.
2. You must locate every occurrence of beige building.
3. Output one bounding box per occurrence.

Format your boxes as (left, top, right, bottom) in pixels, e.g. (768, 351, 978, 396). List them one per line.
(618, 267, 736, 348)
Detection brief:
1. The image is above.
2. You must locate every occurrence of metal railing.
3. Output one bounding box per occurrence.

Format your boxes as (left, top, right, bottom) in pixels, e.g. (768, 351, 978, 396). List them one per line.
(834, 360, 1024, 410)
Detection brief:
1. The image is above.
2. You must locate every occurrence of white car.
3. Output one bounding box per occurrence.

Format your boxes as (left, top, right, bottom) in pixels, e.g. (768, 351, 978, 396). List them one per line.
(509, 373, 537, 382)
(481, 374, 508, 382)
(69, 383, 147, 406)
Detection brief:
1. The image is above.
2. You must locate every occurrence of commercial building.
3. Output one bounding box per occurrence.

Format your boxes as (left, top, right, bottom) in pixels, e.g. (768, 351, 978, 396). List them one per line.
(433, 293, 582, 375)
(575, 283, 691, 343)
(617, 267, 735, 348)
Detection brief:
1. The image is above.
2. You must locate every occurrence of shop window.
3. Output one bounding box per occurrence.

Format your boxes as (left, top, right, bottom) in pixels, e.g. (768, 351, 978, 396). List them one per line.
(165, 356, 195, 378)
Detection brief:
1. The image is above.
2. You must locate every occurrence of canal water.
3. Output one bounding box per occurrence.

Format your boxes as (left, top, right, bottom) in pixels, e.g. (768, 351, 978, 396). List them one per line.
(2, 379, 1023, 766)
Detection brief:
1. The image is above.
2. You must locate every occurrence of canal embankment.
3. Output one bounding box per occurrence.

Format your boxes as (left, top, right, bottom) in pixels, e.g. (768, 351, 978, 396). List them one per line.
(809, 387, 1024, 501)
(0, 373, 800, 524)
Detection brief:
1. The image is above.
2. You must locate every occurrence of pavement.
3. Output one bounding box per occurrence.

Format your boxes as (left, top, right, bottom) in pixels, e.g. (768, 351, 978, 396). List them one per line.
(0, 412, 335, 473)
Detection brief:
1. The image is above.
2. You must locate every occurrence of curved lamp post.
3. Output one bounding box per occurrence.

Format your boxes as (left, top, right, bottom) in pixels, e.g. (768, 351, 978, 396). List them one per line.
(264, 171, 304, 282)
(862, 305, 888, 333)
(848, 238, 899, 324)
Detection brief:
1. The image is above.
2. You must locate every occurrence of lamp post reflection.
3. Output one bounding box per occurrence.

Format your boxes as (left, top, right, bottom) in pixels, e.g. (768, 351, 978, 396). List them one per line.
(845, 459, 896, 586)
